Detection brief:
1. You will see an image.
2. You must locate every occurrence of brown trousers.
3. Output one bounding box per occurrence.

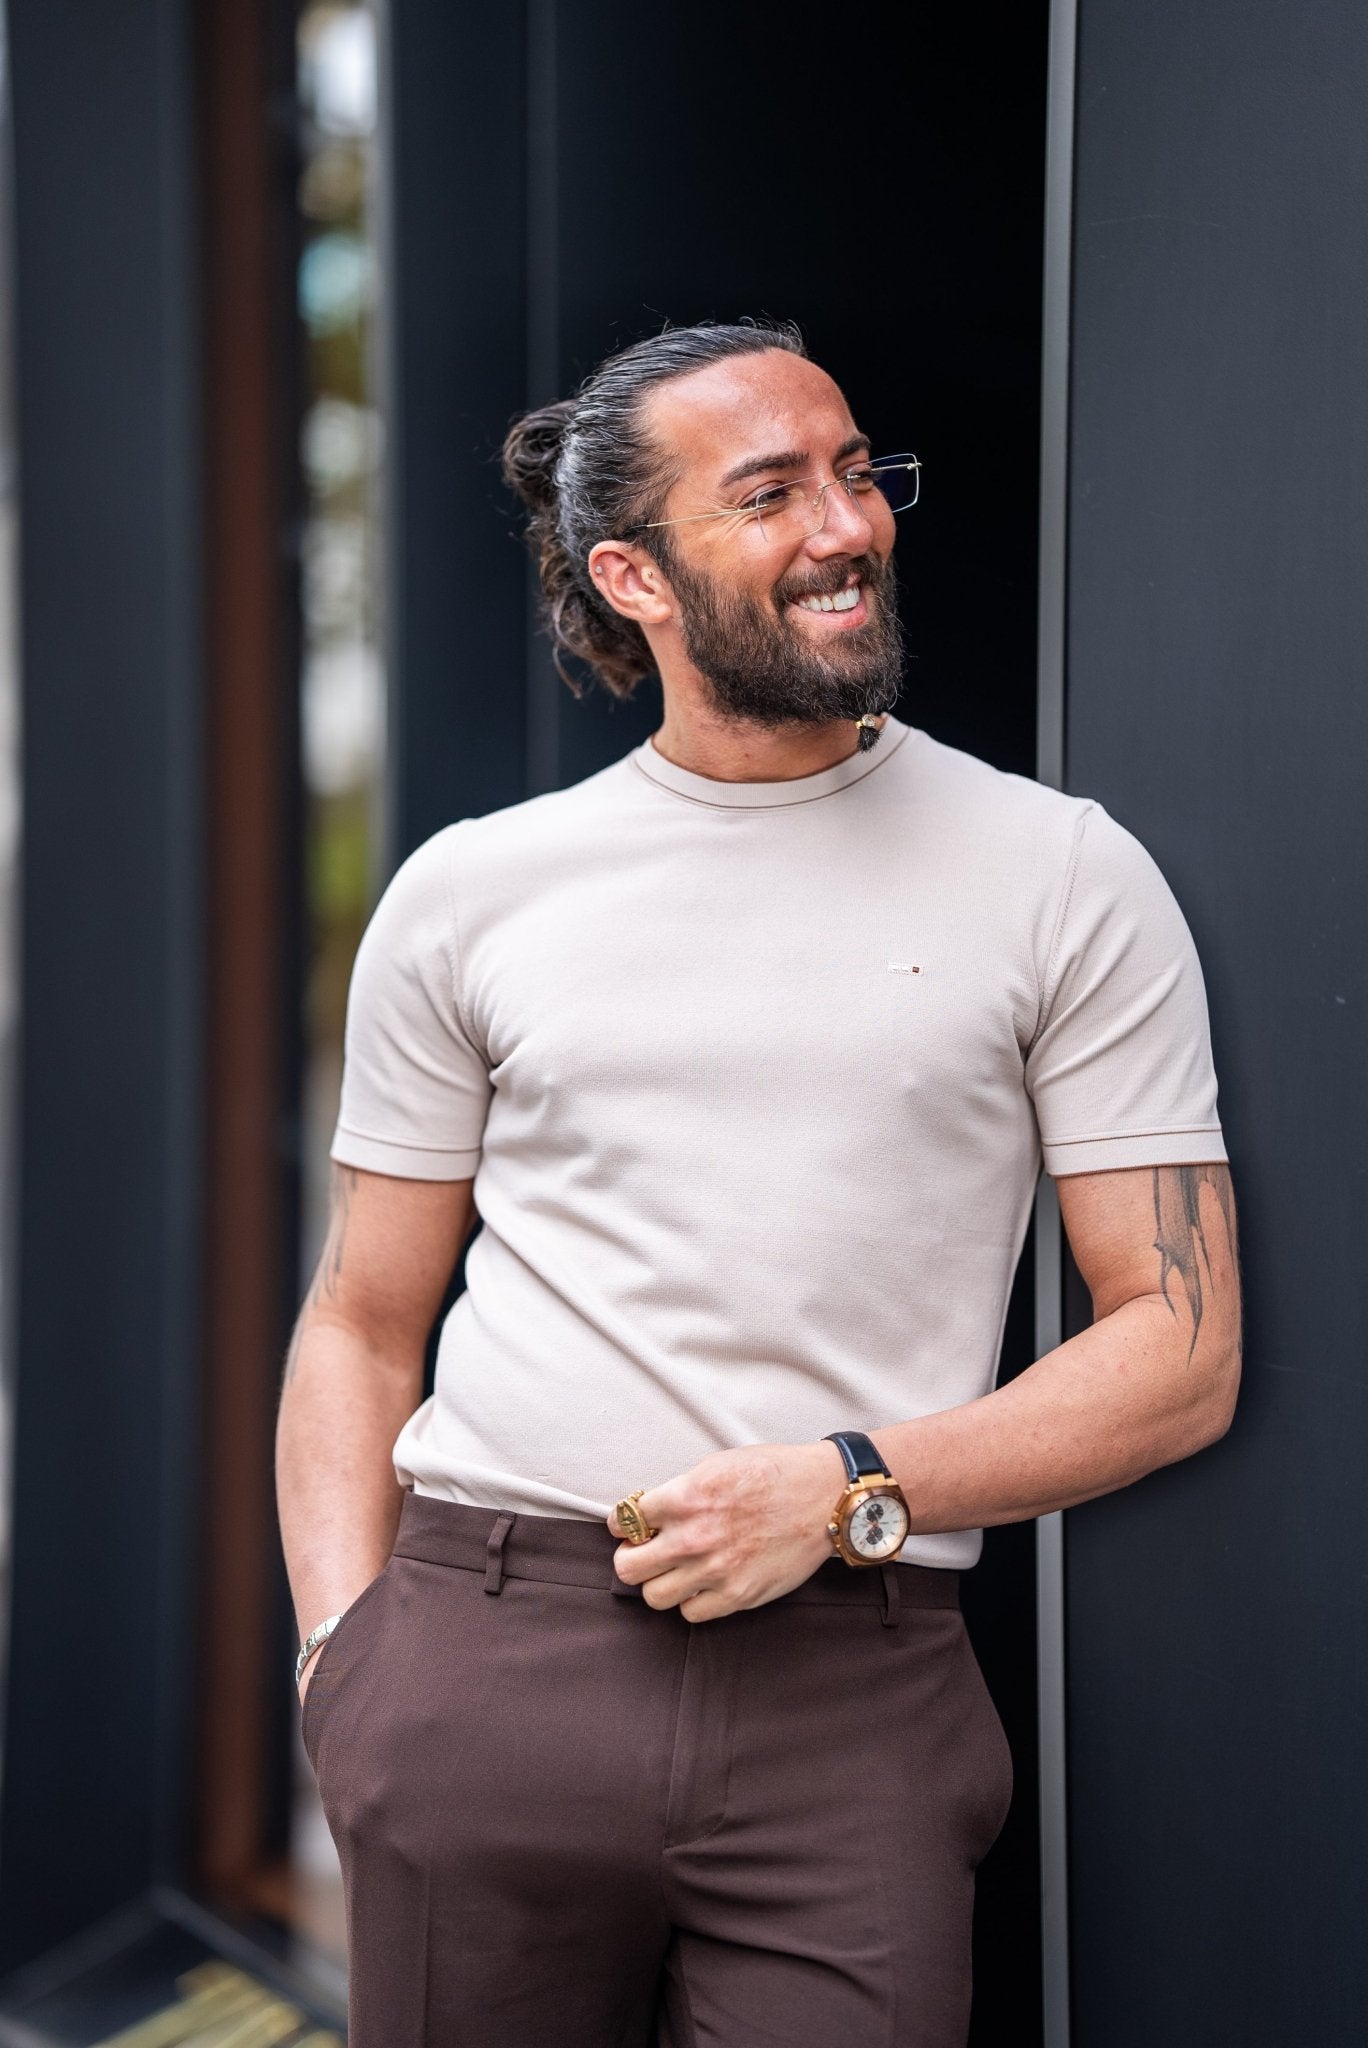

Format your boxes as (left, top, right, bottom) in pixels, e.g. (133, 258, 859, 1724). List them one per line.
(302, 1493, 1012, 2047)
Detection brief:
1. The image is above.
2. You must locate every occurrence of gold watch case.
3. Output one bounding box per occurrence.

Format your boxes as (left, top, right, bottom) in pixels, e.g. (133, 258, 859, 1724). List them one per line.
(827, 1478, 911, 1566)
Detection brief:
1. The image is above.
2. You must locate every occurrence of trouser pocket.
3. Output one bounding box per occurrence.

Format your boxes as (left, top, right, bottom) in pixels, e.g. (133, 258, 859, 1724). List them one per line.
(300, 1558, 394, 1777)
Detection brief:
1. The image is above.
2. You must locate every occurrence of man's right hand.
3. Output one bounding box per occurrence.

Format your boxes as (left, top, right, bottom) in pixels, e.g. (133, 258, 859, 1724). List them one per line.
(276, 1166, 478, 1708)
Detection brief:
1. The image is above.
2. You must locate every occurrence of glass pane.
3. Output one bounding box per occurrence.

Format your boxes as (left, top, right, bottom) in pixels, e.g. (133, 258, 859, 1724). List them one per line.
(291, 0, 384, 1961)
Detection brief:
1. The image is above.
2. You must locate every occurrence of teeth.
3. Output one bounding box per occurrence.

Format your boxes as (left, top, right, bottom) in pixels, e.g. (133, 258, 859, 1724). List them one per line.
(796, 582, 861, 614)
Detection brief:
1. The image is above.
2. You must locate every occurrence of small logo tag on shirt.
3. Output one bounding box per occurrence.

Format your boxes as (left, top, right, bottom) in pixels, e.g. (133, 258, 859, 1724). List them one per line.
(887, 961, 924, 978)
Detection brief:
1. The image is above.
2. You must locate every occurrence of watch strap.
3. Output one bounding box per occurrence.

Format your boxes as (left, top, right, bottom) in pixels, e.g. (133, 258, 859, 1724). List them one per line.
(823, 1430, 892, 1484)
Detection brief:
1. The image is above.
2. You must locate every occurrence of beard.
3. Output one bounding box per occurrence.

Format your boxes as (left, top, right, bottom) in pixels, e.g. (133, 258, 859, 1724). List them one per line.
(661, 545, 904, 729)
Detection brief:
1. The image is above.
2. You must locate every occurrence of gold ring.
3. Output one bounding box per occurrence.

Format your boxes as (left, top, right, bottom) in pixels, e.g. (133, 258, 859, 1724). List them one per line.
(614, 1489, 657, 1545)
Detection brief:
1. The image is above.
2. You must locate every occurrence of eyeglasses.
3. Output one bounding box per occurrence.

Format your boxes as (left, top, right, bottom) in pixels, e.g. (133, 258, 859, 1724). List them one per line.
(634, 453, 921, 546)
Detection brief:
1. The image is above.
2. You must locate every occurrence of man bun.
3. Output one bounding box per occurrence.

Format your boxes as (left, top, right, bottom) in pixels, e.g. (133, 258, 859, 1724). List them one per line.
(501, 320, 806, 701)
(500, 398, 575, 518)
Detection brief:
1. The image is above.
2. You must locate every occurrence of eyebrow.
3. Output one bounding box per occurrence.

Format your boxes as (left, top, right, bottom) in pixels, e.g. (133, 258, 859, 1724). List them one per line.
(716, 432, 871, 494)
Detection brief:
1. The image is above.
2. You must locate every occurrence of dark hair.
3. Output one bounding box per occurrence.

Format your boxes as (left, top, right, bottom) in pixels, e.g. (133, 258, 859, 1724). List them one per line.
(501, 320, 806, 699)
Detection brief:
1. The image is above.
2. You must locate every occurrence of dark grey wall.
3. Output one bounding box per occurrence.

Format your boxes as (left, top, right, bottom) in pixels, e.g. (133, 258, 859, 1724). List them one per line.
(1063, 5, 1368, 2042)
(0, 0, 203, 1967)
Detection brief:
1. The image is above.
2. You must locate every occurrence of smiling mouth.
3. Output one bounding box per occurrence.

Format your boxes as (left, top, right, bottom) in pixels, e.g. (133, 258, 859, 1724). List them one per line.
(788, 570, 866, 619)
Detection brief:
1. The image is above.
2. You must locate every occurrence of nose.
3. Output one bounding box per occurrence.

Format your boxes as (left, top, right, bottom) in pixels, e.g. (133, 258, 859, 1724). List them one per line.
(808, 475, 878, 556)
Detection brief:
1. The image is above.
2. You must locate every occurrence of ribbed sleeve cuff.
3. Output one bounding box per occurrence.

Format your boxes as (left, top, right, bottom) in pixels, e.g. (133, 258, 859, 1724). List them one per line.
(1043, 1126, 1228, 1177)
(330, 1125, 483, 1180)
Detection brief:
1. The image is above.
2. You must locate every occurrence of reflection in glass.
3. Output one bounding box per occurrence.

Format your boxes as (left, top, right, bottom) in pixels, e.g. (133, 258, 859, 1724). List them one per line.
(291, 0, 384, 1961)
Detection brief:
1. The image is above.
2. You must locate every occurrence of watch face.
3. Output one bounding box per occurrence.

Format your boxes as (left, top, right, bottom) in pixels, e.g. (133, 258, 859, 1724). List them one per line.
(846, 1490, 910, 1560)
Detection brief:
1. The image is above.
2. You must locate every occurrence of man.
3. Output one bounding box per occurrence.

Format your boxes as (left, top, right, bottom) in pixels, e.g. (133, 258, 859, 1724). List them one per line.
(277, 321, 1240, 2047)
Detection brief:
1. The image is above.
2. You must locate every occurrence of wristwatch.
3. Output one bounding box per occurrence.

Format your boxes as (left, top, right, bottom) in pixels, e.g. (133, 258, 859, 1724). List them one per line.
(823, 1431, 911, 1565)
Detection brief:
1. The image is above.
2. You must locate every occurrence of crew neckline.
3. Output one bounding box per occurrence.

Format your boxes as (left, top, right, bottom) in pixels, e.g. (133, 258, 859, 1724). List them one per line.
(632, 716, 913, 810)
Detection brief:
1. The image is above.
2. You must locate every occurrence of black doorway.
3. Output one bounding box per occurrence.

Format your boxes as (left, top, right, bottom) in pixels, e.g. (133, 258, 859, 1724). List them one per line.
(382, 6, 1051, 2037)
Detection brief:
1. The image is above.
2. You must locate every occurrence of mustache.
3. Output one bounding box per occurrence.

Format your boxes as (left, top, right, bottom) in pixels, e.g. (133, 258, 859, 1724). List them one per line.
(772, 553, 891, 605)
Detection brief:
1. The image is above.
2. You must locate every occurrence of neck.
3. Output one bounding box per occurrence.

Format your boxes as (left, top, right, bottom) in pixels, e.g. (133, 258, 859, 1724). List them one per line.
(652, 690, 888, 784)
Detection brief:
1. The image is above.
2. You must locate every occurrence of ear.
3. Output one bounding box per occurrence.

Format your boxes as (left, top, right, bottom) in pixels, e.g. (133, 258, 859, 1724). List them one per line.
(588, 539, 675, 628)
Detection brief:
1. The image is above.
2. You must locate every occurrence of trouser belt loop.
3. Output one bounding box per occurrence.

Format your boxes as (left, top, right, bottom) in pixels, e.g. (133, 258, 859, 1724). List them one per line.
(880, 1562, 901, 1629)
(484, 1512, 516, 1595)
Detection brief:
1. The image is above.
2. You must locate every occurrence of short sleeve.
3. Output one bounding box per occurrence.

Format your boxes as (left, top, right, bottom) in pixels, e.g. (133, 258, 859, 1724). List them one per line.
(1025, 803, 1226, 1177)
(330, 826, 490, 1179)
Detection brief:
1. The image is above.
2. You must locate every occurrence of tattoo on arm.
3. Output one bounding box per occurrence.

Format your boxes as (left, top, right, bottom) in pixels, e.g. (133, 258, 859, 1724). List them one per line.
(1152, 1164, 1238, 1362)
(281, 1165, 359, 1386)
(319, 1164, 358, 1304)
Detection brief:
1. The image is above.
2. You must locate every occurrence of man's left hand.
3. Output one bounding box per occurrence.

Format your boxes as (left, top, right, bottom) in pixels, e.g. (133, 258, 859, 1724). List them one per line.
(605, 1439, 847, 1622)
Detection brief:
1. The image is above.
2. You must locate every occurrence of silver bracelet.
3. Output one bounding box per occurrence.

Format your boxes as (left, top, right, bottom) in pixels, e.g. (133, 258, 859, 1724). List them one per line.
(295, 1613, 341, 1686)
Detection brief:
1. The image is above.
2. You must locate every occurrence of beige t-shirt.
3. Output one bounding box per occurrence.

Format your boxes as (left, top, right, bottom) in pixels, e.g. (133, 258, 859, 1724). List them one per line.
(331, 719, 1226, 1569)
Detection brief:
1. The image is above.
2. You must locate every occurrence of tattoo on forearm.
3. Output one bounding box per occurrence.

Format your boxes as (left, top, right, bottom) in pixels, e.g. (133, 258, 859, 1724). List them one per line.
(1152, 1164, 1238, 1362)
(281, 1165, 359, 1387)
(319, 1165, 358, 1304)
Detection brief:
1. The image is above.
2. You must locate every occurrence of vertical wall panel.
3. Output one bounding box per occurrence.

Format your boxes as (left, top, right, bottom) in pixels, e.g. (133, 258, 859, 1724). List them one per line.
(194, 0, 302, 1898)
(0, 0, 202, 1967)
(1064, 5, 1368, 2041)
(380, 1, 529, 858)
